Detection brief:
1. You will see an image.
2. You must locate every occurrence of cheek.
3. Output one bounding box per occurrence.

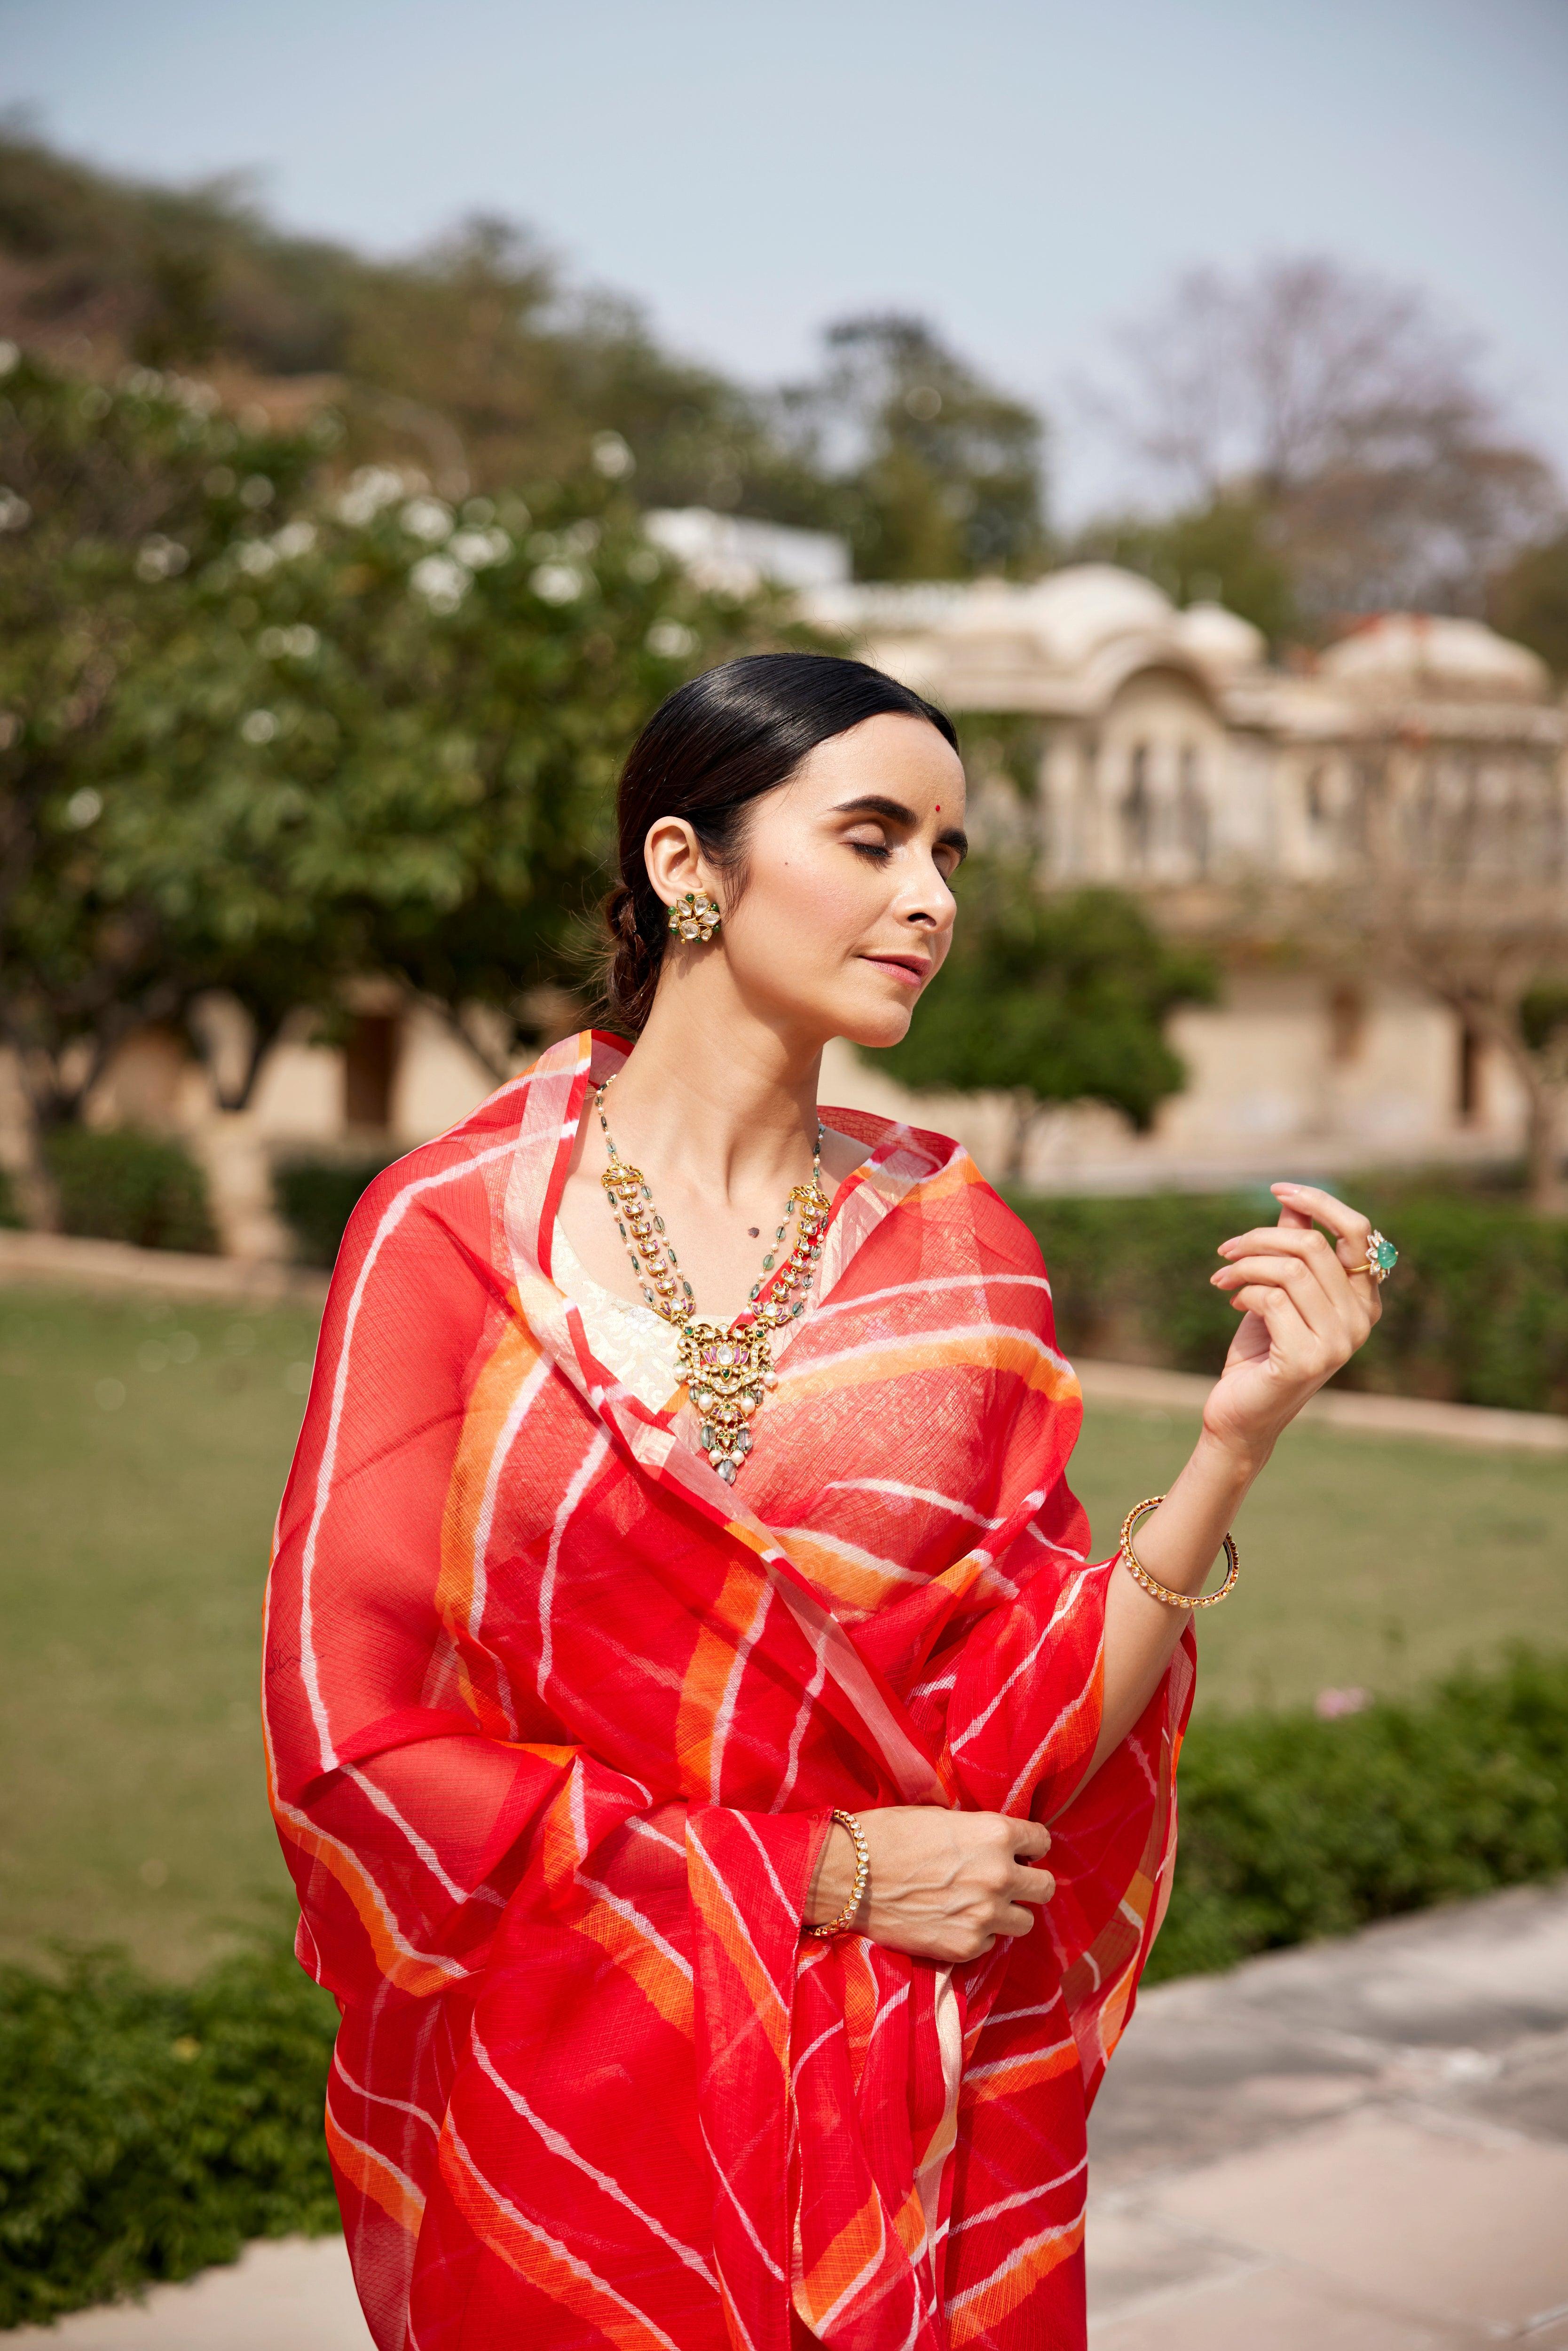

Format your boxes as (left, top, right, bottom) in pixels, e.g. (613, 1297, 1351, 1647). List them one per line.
(741, 852, 872, 960)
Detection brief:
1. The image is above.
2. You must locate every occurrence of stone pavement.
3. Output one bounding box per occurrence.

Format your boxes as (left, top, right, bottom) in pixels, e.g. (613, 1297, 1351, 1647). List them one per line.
(9, 1882, 1566, 2347)
(1075, 1354, 1568, 1456)
(3, 2237, 363, 2350)
(0, 1229, 328, 1307)
(1087, 1878, 1568, 2345)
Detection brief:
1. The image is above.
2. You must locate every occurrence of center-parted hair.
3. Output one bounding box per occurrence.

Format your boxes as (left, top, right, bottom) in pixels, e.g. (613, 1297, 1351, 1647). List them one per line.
(602, 651, 958, 1034)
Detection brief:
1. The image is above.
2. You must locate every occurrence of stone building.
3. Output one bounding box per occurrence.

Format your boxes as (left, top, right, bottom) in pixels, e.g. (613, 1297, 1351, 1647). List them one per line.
(6, 540, 1563, 1255)
(800, 566, 1567, 1193)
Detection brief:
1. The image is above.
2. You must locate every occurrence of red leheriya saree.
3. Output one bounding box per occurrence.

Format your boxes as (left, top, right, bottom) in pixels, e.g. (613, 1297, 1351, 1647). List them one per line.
(264, 1028, 1193, 2351)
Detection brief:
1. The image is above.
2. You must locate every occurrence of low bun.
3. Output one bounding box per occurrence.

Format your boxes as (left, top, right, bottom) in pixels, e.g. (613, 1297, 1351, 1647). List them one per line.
(597, 653, 957, 1041)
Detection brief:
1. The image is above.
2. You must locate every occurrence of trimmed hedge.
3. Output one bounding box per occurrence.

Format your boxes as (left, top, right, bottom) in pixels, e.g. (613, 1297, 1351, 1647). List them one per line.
(43, 1128, 217, 1255)
(272, 1151, 399, 1269)
(1013, 1183, 1568, 1415)
(1150, 1645, 1568, 1981)
(0, 1942, 339, 2328)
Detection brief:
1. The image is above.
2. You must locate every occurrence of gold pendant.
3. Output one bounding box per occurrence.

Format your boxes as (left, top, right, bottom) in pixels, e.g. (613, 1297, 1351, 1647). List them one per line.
(678, 1313, 777, 1484)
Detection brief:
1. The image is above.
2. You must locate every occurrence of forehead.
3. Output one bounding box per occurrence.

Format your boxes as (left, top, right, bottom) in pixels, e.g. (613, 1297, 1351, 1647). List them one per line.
(787, 713, 967, 810)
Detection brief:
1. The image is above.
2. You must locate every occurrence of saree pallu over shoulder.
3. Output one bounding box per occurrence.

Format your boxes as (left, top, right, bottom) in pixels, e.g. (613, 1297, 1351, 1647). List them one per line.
(264, 1031, 1193, 2351)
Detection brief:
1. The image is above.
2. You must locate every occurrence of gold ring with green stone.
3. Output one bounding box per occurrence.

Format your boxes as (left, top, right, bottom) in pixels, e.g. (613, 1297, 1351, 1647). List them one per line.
(1346, 1229, 1398, 1283)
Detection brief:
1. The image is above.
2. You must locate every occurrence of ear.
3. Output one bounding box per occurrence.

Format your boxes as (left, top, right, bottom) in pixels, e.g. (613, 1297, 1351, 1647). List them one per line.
(643, 817, 713, 911)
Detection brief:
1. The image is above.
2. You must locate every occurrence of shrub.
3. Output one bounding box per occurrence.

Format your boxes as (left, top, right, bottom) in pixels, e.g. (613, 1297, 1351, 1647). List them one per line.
(272, 1151, 398, 1269)
(0, 1164, 22, 1229)
(0, 1942, 339, 2328)
(1012, 1182, 1568, 1414)
(43, 1128, 217, 1254)
(1150, 1645, 1568, 1981)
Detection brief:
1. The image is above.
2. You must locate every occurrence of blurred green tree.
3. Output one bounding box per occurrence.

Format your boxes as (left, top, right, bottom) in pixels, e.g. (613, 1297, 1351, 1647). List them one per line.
(874, 862, 1218, 1177)
(1489, 526, 1568, 679)
(779, 316, 1048, 580)
(1072, 494, 1297, 647)
(0, 347, 789, 1216)
(110, 459, 790, 1084)
(0, 133, 842, 532)
(0, 345, 323, 1181)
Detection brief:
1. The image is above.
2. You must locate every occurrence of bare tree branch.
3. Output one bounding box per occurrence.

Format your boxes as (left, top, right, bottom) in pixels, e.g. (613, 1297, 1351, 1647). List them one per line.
(1088, 255, 1561, 623)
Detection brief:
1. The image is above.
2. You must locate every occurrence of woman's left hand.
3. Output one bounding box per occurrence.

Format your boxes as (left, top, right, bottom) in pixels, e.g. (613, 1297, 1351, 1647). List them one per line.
(1202, 1182, 1384, 1465)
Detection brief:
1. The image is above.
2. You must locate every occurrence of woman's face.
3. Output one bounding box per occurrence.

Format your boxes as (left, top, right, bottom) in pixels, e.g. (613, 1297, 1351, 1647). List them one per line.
(647, 712, 969, 1050)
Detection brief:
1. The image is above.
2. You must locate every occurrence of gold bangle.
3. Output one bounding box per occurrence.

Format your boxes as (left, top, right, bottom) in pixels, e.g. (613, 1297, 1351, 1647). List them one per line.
(808, 1808, 870, 1938)
(1118, 1494, 1240, 1610)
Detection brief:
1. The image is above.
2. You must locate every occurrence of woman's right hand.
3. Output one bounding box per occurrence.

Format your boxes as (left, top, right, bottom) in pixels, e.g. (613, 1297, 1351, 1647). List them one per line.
(804, 1806, 1054, 1964)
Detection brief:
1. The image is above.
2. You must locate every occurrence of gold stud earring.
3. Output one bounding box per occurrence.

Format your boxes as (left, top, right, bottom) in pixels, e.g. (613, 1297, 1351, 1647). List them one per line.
(668, 890, 722, 943)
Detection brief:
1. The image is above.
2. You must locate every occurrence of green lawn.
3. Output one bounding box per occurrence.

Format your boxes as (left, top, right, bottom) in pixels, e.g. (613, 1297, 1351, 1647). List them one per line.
(3, 1283, 1567, 1977)
(0, 1287, 320, 1978)
(1069, 1403, 1568, 1715)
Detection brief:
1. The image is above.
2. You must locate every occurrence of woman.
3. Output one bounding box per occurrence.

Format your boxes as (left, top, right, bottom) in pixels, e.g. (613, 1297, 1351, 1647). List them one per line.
(264, 653, 1385, 2351)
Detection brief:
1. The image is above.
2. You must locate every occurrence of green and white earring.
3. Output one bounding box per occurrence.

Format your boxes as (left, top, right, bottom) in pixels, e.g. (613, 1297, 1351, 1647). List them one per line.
(668, 890, 722, 943)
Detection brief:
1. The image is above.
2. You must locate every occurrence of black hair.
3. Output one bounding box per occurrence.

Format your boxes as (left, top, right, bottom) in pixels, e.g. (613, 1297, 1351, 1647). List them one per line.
(601, 651, 958, 1033)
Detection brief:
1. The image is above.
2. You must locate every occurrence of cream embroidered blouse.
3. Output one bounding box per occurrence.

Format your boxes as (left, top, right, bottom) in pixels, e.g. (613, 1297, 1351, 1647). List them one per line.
(551, 1134, 865, 1416)
(552, 1220, 684, 1414)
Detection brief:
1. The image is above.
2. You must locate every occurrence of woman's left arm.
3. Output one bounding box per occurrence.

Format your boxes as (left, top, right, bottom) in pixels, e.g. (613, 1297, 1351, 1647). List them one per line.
(1088, 1181, 1384, 1773)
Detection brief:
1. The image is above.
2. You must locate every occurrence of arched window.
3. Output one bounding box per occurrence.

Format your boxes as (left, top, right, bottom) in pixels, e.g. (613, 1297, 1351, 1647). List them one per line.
(1121, 742, 1151, 869)
(1178, 745, 1209, 874)
(1304, 765, 1327, 826)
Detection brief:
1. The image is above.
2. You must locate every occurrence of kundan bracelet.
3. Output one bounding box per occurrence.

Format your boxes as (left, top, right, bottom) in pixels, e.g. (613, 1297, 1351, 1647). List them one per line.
(1119, 1494, 1240, 1610)
(809, 1808, 871, 1938)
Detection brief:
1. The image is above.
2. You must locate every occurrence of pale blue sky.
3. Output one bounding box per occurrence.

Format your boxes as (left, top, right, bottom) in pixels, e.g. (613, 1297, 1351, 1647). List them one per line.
(5, 0, 1567, 518)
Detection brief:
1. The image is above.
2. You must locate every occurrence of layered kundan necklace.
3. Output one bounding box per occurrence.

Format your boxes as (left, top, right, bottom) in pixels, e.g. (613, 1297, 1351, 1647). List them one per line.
(595, 1076, 832, 1483)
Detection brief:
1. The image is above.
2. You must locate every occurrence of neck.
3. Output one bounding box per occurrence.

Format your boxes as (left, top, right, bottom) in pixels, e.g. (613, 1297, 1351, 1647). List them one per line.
(601, 965, 824, 1203)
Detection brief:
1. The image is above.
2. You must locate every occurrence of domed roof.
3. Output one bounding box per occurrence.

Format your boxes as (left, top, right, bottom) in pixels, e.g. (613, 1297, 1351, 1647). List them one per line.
(1011, 563, 1175, 666)
(1320, 614, 1549, 704)
(812, 563, 1187, 674)
(1174, 600, 1267, 681)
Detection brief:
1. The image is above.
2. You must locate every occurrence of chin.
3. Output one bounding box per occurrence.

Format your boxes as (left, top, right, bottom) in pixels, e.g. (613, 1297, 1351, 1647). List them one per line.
(832, 987, 918, 1052)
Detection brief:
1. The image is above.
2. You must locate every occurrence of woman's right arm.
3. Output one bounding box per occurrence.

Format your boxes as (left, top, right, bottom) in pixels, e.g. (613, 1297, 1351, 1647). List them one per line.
(805, 1807, 1054, 1963)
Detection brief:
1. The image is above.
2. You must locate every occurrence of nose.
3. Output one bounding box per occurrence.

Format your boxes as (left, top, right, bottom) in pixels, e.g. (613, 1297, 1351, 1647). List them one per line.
(900, 859, 956, 931)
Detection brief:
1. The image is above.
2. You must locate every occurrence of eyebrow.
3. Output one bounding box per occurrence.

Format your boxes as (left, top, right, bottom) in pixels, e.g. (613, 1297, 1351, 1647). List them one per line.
(830, 793, 969, 856)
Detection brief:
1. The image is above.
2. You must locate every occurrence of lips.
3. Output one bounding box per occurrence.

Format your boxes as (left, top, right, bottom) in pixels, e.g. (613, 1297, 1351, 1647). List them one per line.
(861, 953, 930, 986)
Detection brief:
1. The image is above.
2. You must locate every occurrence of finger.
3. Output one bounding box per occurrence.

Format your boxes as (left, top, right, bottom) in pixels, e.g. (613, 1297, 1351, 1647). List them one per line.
(1006, 1818, 1052, 1862)
(1216, 1233, 1372, 1335)
(1213, 1252, 1345, 1336)
(1010, 1868, 1056, 1905)
(1226, 1281, 1336, 1374)
(996, 1904, 1039, 1939)
(1218, 1227, 1357, 1288)
(1271, 1183, 1374, 1259)
(1219, 1225, 1336, 1258)
(1223, 1270, 1354, 1368)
